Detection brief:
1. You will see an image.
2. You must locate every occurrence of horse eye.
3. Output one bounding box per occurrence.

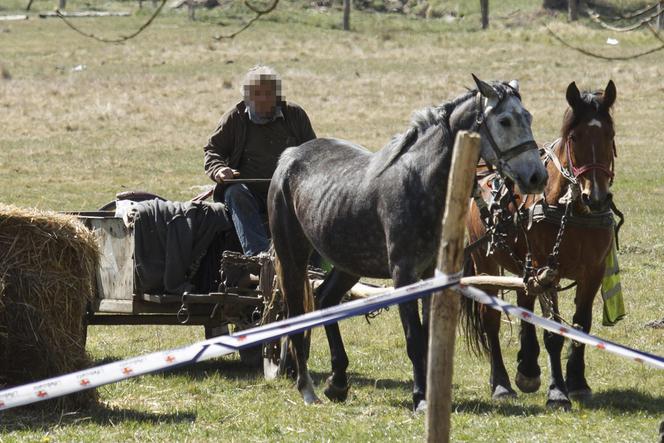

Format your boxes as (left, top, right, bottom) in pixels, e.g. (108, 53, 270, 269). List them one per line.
(499, 117, 511, 127)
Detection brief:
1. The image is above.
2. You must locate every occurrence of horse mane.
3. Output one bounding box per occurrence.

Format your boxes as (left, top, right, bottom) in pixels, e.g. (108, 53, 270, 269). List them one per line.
(560, 90, 614, 141)
(375, 82, 520, 176)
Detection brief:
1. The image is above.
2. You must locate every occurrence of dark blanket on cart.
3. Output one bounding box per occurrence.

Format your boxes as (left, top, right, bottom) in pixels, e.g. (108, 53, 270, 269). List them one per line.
(132, 199, 232, 295)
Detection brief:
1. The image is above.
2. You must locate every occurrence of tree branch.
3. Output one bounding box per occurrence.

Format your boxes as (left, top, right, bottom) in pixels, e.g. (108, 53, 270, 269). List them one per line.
(586, 4, 664, 32)
(545, 24, 664, 61)
(55, 0, 167, 44)
(584, 0, 659, 21)
(213, 0, 279, 40)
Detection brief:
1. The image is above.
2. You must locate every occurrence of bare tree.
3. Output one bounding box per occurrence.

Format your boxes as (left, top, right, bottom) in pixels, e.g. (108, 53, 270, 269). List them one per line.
(543, 0, 566, 9)
(480, 0, 489, 29)
(343, 0, 351, 31)
(569, 0, 578, 21)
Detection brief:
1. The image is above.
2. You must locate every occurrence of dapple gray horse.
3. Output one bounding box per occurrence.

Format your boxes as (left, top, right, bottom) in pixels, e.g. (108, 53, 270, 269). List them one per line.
(268, 75, 548, 411)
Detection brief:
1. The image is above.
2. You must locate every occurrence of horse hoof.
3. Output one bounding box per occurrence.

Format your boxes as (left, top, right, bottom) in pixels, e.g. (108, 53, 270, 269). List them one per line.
(546, 388, 572, 411)
(414, 400, 427, 414)
(303, 392, 322, 405)
(492, 385, 517, 400)
(323, 378, 349, 403)
(515, 371, 541, 393)
(568, 388, 592, 402)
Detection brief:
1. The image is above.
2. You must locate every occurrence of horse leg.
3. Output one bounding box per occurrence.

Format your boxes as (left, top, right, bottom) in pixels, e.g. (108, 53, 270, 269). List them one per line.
(566, 273, 601, 401)
(315, 268, 360, 402)
(483, 305, 517, 399)
(474, 266, 516, 399)
(515, 289, 542, 393)
(270, 200, 318, 404)
(420, 265, 436, 368)
(541, 292, 571, 410)
(392, 266, 427, 412)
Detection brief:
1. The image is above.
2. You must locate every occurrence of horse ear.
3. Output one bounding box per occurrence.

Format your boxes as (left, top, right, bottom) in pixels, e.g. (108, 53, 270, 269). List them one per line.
(472, 73, 498, 99)
(602, 80, 617, 111)
(508, 79, 519, 92)
(565, 81, 583, 112)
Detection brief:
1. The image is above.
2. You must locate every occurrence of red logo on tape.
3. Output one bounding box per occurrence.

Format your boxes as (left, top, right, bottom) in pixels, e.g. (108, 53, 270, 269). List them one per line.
(122, 367, 133, 375)
(36, 390, 48, 398)
(80, 378, 91, 386)
(165, 355, 176, 363)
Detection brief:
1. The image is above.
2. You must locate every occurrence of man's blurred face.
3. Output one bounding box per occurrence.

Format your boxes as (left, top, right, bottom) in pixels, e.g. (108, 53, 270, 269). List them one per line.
(248, 79, 278, 118)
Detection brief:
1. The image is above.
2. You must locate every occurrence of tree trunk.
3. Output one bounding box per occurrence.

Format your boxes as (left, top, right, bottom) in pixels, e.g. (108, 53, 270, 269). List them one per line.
(658, 1, 663, 30)
(58, 0, 66, 9)
(480, 0, 489, 29)
(568, 0, 578, 21)
(26, 0, 34, 11)
(188, 0, 196, 20)
(542, 0, 566, 10)
(343, 0, 351, 31)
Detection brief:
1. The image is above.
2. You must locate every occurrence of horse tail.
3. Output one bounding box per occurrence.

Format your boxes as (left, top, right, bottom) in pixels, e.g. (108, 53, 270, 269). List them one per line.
(459, 260, 491, 357)
(270, 241, 314, 362)
(271, 243, 315, 316)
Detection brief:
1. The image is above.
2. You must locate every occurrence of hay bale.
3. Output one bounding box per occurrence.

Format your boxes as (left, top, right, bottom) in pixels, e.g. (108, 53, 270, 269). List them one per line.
(0, 204, 100, 409)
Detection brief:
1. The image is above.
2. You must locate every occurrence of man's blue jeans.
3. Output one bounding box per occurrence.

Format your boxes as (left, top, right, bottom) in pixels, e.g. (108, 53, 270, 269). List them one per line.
(223, 184, 270, 256)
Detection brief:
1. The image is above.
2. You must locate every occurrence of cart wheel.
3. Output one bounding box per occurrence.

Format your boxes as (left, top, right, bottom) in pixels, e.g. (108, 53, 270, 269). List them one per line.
(263, 336, 290, 380)
(204, 323, 229, 339)
(239, 345, 263, 369)
(262, 334, 310, 380)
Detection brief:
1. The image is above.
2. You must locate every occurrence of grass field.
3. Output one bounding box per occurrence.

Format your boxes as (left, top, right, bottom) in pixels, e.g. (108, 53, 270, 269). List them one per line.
(1, 0, 663, 441)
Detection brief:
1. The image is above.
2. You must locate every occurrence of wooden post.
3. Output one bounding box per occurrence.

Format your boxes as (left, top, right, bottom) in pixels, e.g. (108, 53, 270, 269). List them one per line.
(480, 0, 489, 29)
(58, 0, 66, 10)
(425, 131, 481, 443)
(343, 0, 351, 31)
(658, 1, 663, 30)
(568, 0, 578, 21)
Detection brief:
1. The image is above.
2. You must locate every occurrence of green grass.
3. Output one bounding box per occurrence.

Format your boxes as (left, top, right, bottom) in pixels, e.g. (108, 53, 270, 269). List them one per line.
(1, 1, 663, 441)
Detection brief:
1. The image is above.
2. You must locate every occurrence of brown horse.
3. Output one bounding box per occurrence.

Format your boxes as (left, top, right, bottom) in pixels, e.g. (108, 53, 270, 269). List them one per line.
(464, 80, 618, 409)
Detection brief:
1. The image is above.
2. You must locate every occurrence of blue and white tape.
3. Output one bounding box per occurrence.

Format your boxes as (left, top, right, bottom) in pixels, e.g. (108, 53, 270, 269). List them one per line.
(457, 282, 664, 369)
(0, 271, 661, 412)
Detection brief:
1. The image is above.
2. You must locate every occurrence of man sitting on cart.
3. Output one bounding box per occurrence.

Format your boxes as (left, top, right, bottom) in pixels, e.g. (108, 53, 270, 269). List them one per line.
(204, 65, 317, 256)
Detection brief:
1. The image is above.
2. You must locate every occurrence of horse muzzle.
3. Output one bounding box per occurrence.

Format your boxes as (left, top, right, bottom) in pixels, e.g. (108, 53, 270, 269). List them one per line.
(582, 191, 612, 213)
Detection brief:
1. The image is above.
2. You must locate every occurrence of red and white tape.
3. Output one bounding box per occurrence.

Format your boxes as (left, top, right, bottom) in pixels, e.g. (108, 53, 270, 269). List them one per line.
(0, 272, 661, 411)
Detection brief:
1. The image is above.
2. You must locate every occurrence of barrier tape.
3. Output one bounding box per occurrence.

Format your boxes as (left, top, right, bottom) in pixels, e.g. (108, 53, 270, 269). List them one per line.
(456, 282, 664, 369)
(0, 271, 661, 412)
(0, 273, 460, 411)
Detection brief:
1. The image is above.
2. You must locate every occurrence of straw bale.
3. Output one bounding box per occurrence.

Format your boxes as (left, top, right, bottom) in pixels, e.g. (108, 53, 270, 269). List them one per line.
(0, 204, 100, 409)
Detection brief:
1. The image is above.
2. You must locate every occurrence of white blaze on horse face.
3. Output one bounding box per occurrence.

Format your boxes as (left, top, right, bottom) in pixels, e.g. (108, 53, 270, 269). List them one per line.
(588, 119, 602, 128)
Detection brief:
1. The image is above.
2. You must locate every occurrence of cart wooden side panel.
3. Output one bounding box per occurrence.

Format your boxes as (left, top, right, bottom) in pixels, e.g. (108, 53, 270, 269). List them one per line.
(77, 214, 135, 313)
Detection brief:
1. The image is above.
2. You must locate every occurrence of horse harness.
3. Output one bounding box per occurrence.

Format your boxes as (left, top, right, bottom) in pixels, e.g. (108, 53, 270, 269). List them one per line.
(466, 136, 624, 316)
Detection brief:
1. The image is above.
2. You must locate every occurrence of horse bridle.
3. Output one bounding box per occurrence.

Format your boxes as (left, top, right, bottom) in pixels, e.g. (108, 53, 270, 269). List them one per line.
(543, 135, 616, 187)
(472, 89, 539, 174)
(564, 136, 616, 185)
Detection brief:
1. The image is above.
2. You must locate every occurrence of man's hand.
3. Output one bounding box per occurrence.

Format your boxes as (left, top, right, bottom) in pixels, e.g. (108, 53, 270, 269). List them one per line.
(215, 167, 239, 183)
